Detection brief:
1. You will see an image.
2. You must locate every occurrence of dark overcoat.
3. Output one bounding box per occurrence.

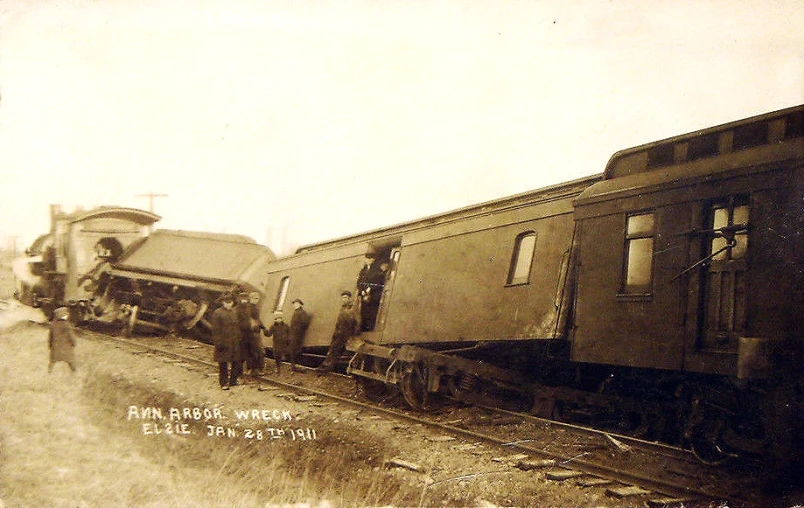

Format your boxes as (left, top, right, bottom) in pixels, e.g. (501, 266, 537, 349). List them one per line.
(334, 303, 359, 337)
(289, 308, 311, 355)
(265, 321, 291, 355)
(49, 319, 77, 364)
(238, 302, 264, 368)
(211, 306, 241, 363)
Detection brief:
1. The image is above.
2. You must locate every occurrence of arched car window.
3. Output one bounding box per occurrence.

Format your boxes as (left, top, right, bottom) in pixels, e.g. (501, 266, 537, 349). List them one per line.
(274, 276, 290, 312)
(507, 232, 537, 285)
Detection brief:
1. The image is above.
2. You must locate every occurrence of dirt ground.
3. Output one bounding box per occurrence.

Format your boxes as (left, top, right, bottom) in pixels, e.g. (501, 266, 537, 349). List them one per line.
(0, 303, 658, 507)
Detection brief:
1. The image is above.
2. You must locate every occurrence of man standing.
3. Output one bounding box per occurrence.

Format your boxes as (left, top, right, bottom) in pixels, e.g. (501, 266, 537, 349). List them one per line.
(356, 254, 377, 331)
(48, 307, 77, 373)
(317, 291, 358, 374)
(289, 298, 311, 372)
(264, 311, 291, 375)
(211, 293, 242, 390)
(237, 291, 265, 376)
(357, 254, 388, 332)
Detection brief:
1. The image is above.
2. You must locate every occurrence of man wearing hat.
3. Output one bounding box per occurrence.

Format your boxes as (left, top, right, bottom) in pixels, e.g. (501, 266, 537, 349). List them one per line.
(48, 307, 77, 373)
(317, 290, 359, 374)
(211, 293, 242, 389)
(237, 291, 265, 376)
(289, 298, 311, 372)
(263, 310, 291, 375)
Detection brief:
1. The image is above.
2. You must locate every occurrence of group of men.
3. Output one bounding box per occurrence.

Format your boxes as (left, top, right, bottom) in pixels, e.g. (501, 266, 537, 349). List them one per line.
(210, 253, 390, 389)
(210, 291, 310, 390)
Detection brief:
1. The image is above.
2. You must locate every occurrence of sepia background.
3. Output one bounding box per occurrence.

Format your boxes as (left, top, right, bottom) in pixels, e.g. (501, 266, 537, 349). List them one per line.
(0, 0, 802, 255)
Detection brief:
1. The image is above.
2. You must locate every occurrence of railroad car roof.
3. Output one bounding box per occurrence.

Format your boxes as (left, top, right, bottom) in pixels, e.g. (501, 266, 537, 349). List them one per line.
(577, 104, 804, 206)
(604, 104, 804, 180)
(63, 206, 161, 226)
(110, 229, 275, 286)
(294, 174, 601, 254)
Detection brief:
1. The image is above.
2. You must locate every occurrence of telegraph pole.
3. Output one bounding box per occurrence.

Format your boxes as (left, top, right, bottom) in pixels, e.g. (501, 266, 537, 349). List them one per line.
(136, 192, 168, 213)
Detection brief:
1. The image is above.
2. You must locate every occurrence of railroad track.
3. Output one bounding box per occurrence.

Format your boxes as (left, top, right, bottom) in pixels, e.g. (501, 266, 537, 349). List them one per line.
(85, 328, 767, 507)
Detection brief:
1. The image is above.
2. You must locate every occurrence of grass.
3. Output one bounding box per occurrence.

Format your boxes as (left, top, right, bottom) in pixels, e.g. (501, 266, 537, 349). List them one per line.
(80, 369, 431, 507)
(0, 321, 451, 507)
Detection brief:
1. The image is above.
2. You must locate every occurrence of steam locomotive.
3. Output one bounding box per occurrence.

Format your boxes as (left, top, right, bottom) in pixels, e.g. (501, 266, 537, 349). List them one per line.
(14, 104, 804, 481)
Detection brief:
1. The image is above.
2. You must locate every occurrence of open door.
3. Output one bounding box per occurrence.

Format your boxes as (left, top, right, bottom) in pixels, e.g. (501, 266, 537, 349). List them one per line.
(374, 247, 400, 332)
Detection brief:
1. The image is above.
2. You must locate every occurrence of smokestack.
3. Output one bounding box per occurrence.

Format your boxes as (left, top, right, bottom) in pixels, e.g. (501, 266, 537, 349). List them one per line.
(49, 204, 62, 233)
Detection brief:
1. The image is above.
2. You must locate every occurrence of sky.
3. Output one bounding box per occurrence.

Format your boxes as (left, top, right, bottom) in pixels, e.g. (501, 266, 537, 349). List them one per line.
(0, 0, 802, 256)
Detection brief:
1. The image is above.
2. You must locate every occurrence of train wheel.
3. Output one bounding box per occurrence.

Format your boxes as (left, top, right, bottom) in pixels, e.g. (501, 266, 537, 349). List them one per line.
(355, 357, 393, 402)
(686, 396, 737, 466)
(358, 378, 392, 402)
(399, 362, 440, 411)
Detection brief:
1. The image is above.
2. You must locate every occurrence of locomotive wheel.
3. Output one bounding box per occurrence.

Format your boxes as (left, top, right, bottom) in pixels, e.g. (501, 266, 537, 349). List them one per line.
(399, 362, 440, 411)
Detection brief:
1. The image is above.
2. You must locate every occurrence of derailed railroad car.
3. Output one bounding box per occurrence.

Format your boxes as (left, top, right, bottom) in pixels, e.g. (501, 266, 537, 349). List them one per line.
(571, 104, 804, 474)
(91, 229, 275, 339)
(261, 105, 804, 481)
(14, 208, 276, 340)
(260, 174, 595, 410)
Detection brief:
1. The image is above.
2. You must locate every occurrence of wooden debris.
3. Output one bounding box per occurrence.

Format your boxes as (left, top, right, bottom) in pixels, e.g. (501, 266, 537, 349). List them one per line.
(606, 485, 653, 498)
(491, 416, 524, 426)
(455, 444, 477, 451)
(515, 459, 556, 471)
(293, 395, 318, 402)
(577, 477, 613, 487)
(648, 497, 695, 507)
(546, 470, 584, 481)
(492, 453, 528, 463)
(426, 435, 456, 442)
(604, 434, 632, 452)
(384, 458, 424, 472)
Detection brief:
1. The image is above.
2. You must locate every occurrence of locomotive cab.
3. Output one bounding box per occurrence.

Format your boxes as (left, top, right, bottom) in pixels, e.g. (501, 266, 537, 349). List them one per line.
(13, 205, 160, 318)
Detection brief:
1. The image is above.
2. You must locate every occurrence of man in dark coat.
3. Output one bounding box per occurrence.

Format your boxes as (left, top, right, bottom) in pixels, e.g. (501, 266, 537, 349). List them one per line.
(357, 255, 387, 331)
(49, 307, 77, 373)
(237, 291, 265, 375)
(288, 298, 311, 372)
(211, 293, 242, 389)
(263, 311, 291, 374)
(317, 291, 359, 374)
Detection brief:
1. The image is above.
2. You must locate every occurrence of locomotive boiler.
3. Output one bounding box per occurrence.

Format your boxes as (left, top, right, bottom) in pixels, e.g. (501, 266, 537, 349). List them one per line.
(259, 104, 804, 477)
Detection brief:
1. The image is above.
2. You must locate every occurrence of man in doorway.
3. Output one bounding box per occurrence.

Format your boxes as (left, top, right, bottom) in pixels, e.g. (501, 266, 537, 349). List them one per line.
(357, 254, 387, 332)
